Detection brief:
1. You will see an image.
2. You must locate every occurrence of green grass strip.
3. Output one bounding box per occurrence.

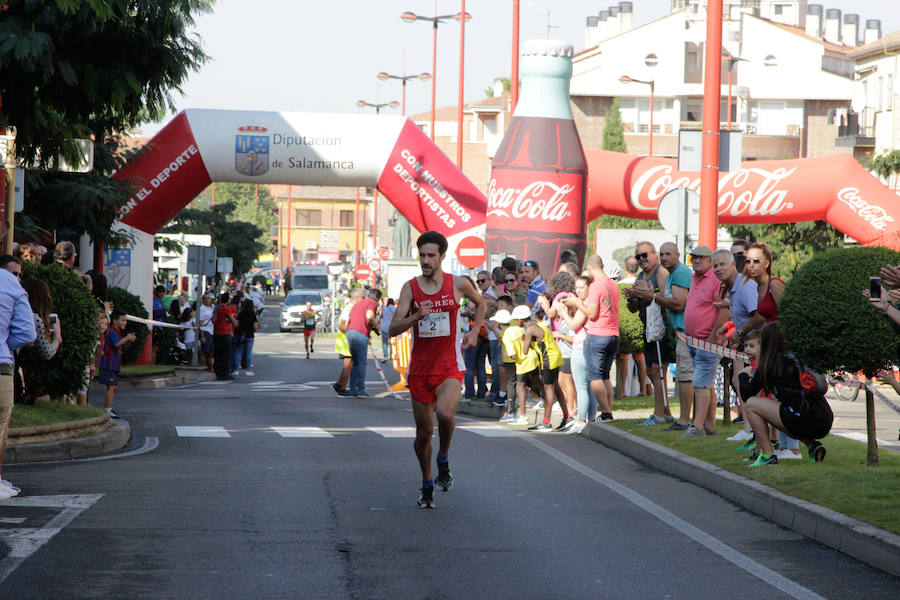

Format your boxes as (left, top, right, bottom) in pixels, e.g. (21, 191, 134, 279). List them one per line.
(11, 400, 107, 429)
(611, 418, 900, 536)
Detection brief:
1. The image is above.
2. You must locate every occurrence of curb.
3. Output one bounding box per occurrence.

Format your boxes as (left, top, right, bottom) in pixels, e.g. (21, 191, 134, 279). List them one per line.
(458, 400, 505, 418)
(90, 370, 216, 392)
(7, 415, 112, 445)
(580, 422, 900, 578)
(4, 419, 131, 464)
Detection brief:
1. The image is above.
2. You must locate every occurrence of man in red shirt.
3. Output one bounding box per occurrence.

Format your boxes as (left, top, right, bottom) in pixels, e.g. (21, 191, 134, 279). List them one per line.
(390, 231, 485, 509)
(212, 293, 238, 380)
(345, 288, 382, 397)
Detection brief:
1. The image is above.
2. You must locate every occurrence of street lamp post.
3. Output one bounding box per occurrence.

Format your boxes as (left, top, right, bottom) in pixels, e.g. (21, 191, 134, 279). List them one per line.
(619, 75, 655, 156)
(401, 9, 472, 142)
(376, 72, 431, 115)
(356, 99, 400, 115)
(723, 54, 747, 131)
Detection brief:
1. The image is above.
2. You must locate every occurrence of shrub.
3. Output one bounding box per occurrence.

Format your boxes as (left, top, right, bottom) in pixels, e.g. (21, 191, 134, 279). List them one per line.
(18, 263, 99, 400)
(617, 283, 644, 354)
(107, 286, 150, 364)
(780, 246, 900, 376)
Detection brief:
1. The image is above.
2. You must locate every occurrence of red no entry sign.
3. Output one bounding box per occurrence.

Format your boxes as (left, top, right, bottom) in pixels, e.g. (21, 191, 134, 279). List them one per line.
(355, 264, 371, 279)
(456, 236, 486, 269)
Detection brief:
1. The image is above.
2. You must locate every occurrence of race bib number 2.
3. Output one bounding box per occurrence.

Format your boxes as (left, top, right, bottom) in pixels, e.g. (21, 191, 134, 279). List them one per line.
(418, 311, 450, 338)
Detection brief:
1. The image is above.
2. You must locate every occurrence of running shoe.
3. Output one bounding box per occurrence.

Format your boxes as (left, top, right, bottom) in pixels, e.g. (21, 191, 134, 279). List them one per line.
(491, 397, 507, 407)
(736, 440, 756, 452)
(528, 421, 553, 432)
(513, 414, 530, 426)
(733, 415, 744, 424)
(775, 448, 802, 460)
(306, 352, 310, 360)
(331, 383, 342, 394)
(808, 441, 827, 463)
(636, 414, 667, 427)
(534, 400, 545, 410)
(337, 390, 354, 397)
(0, 486, 16, 500)
(499, 412, 517, 423)
(418, 485, 435, 509)
(664, 415, 675, 422)
(436, 463, 454, 491)
(554, 416, 575, 432)
(570, 421, 587, 434)
(727, 429, 753, 442)
(355, 390, 372, 398)
(749, 454, 779, 467)
(106, 409, 119, 419)
(597, 412, 614, 423)
(0, 479, 20, 494)
(243, 370, 255, 377)
(662, 422, 689, 431)
(681, 425, 706, 438)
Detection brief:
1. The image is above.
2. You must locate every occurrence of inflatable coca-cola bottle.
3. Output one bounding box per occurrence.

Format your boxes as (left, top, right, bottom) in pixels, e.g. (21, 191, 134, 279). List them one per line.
(487, 39, 587, 273)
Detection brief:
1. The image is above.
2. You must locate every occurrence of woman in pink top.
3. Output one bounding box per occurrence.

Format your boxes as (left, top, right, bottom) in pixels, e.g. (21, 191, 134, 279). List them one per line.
(564, 255, 620, 422)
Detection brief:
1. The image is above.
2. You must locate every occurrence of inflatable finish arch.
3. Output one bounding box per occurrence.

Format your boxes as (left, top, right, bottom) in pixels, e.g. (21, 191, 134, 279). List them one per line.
(116, 109, 486, 245)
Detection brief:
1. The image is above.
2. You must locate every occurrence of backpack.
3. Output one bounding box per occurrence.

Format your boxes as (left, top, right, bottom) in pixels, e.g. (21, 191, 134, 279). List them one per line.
(775, 353, 827, 412)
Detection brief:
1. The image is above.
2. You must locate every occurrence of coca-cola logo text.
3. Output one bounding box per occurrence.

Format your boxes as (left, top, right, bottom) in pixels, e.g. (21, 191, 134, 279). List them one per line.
(629, 165, 795, 217)
(487, 180, 575, 222)
(837, 188, 895, 231)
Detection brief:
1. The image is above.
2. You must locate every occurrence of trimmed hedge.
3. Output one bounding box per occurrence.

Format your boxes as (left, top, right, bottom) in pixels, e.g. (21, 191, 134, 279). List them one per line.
(780, 246, 900, 376)
(617, 283, 645, 354)
(107, 286, 149, 364)
(18, 263, 99, 400)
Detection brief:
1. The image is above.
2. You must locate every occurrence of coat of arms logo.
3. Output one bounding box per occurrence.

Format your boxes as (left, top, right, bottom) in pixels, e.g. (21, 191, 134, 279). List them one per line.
(235, 125, 269, 176)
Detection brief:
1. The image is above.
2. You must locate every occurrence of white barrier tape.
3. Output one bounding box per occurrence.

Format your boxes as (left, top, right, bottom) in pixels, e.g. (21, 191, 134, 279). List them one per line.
(676, 332, 749, 362)
(872, 385, 900, 416)
(125, 314, 192, 330)
(368, 339, 408, 401)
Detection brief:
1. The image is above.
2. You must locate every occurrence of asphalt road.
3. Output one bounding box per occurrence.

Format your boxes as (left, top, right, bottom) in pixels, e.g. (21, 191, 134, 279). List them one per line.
(1, 309, 898, 599)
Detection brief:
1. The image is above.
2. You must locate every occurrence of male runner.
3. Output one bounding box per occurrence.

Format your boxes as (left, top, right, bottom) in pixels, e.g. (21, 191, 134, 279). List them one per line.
(389, 231, 486, 509)
(301, 300, 319, 359)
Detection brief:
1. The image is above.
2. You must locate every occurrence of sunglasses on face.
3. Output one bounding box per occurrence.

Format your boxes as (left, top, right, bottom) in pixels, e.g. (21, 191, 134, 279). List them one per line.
(634, 252, 649, 260)
(521, 261, 536, 268)
(505, 278, 516, 284)
(477, 278, 487, 283)
(750, 258, 763, 264)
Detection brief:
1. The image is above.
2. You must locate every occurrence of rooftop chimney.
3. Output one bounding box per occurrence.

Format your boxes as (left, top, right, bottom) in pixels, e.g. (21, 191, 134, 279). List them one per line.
(824, 8, 841, 44)
(805, 4, 823, 38)
(598, 9, 609, 41)
(842, 14, 859, 47)
(864, 19, 882, 45)
(618, 2, 634, 33)
(607, 5, 620, 36)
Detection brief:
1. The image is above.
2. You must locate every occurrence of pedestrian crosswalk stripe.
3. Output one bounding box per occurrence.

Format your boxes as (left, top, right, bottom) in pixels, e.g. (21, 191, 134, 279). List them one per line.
(272, 427, 333, 438)
(176, 426, 231, 437)
(458, 425, 527, 437)
(365, 426, 417, 438)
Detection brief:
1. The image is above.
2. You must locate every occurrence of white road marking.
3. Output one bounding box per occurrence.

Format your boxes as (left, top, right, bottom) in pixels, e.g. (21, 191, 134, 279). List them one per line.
(250, 381, 284, 386)
(832, 431, 900, 451)
(458, 425, 526, 437)
(525, 437, 825, 600)
(176, 426, 230, 438)
(366, 426, 417, 438)
(271, 427, 333, 438)
(0, 518, 26, 524)
(0, 494, 104, 584)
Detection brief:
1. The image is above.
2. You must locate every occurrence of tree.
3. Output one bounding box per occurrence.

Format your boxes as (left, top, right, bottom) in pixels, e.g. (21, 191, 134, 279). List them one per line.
(602, 98, 627, 153)
(724, 222, 843, 281)
(780, 246, 900, 466)
(192, 183, 277, 252)
(865, 149, 900, 181)
(1, 1, 211, 246)
(161, 203, 266, 276)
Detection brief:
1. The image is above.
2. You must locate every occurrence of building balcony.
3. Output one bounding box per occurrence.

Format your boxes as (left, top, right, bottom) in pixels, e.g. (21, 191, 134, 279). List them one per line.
(835, 113, 875, 148)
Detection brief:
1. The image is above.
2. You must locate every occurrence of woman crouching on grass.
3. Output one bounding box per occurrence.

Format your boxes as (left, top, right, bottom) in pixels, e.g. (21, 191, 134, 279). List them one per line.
(738, 322, 834, 466)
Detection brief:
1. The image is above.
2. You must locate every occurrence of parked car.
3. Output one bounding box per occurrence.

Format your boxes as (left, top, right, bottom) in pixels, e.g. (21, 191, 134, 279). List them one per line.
(280, 291, 327, 332)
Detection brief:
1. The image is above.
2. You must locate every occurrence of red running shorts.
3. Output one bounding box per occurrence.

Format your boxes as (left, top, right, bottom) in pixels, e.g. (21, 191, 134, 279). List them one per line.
(407, 372, 464, 404)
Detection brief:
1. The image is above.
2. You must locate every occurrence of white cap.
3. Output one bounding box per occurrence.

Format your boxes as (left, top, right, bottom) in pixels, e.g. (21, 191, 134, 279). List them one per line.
(521, 39, 574, 58)
(490, 309, 512, 324)
(511, 305, 532, 320)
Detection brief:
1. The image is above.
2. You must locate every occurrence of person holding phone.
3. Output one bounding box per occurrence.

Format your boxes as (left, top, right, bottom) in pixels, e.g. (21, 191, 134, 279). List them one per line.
(864, 273, 900, 328)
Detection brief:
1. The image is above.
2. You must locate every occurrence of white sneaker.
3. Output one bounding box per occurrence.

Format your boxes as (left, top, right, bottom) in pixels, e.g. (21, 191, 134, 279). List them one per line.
(775, 448, 802, 460)
(0, 486, 17, 499)
(243, 370, 255, 376)
(570, 421, 587, 434)
(0, 479, 21, 494)
(727, 429, 753, 441)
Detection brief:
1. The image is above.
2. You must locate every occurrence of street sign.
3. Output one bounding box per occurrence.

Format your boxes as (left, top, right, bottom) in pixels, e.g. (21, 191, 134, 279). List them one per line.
(367, 257, 382, 273)
(456, 235, 486, 269)
(678, 130, 743, 173)
(355, 264, 371, 279)
(187, 245, 217, 276)
(657, 187, 701, 259)
(377, 247, 390, 260)
(217, 257, 234, 274)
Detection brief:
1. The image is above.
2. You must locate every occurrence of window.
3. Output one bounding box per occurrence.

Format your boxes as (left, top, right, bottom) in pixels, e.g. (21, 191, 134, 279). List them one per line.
(295, 209, 322, 227)
(684, 42, 703, 84)
(774, 5, 783, 16)
(886, 74, 894, 112)
(339, 210, 354, 227)
(878, 76, 884, 111)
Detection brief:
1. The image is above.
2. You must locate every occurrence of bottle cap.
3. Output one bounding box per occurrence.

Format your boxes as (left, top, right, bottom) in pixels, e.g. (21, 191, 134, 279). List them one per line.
(521, 39, 574, 58)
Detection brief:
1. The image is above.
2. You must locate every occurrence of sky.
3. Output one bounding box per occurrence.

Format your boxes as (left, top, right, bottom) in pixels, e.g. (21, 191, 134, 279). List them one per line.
(139, 0, 900, 136)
